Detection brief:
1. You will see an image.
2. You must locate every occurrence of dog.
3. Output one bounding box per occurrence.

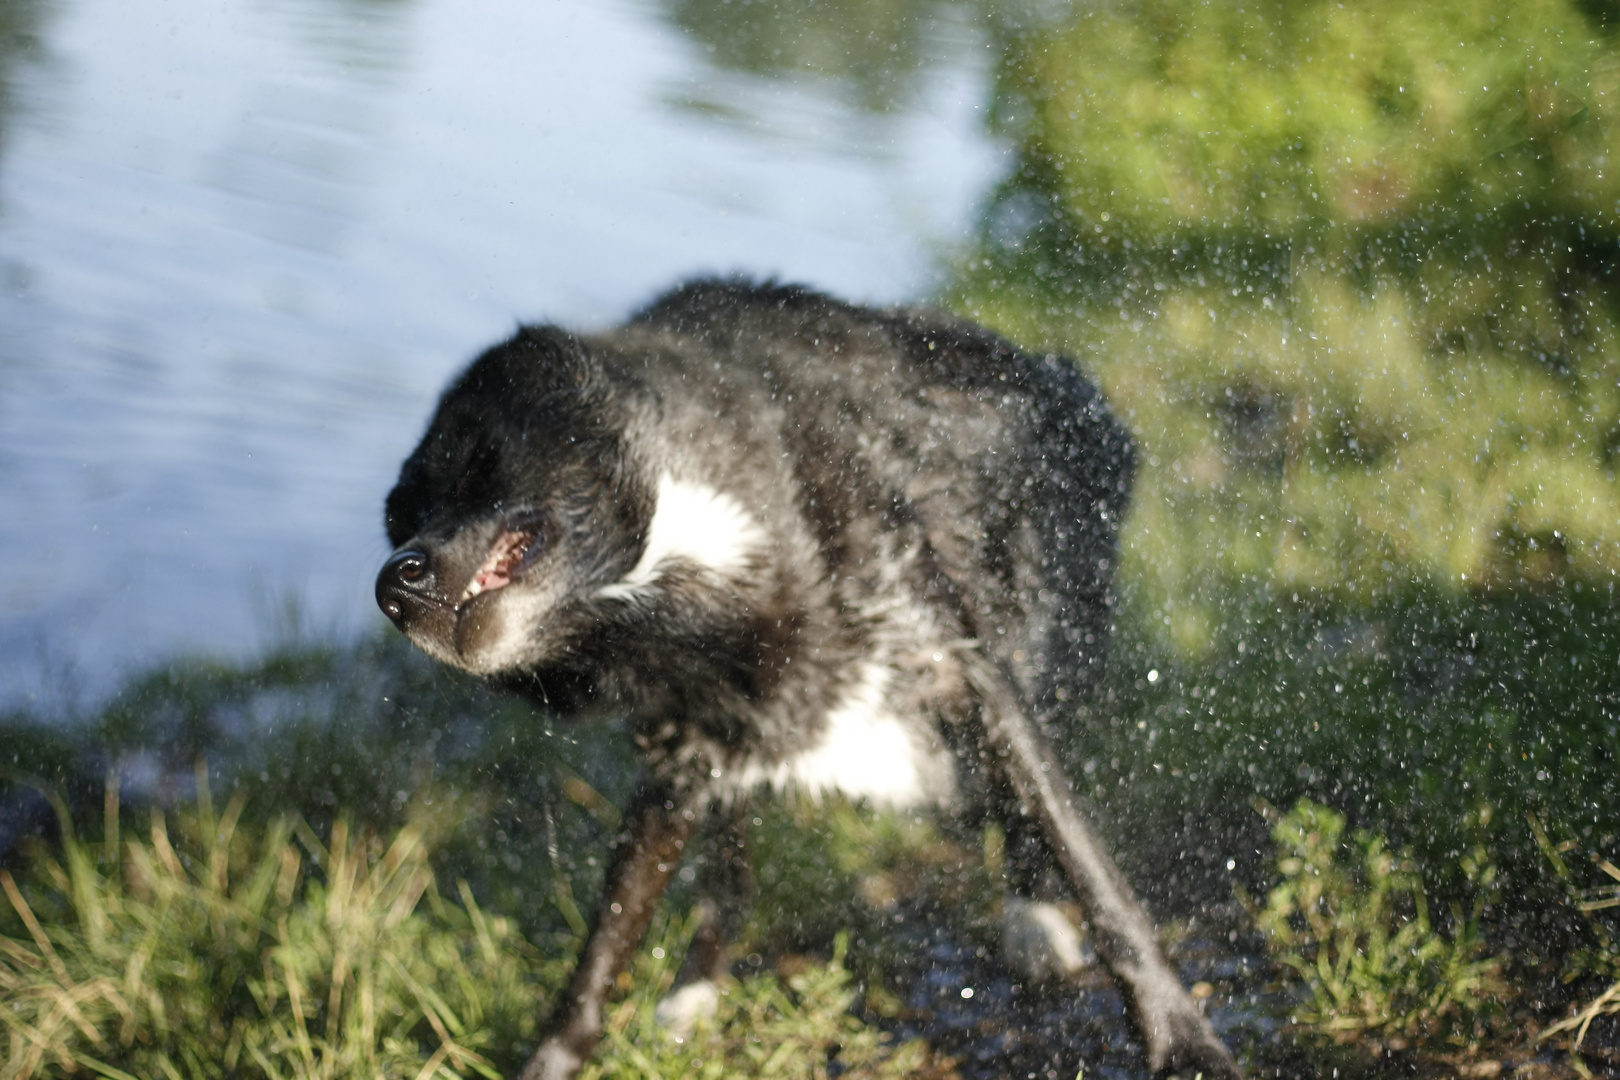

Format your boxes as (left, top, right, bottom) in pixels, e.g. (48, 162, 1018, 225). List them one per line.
(376, 281, 1241, 1080)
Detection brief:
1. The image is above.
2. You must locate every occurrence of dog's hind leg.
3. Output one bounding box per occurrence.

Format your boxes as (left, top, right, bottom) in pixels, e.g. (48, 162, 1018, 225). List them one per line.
(521, 783, 701, 1080)
(964, 657, 1241, 1080)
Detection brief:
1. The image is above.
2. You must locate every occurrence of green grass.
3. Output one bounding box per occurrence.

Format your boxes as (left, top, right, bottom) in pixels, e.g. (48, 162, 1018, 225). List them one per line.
(1250, 798, 1507, 1052)
(0, 783, 946, 1080)
(1, 635, 637, 946)
(3, 616, 1610, 1074)
(580, 920, 947, 1080)
(0, 782, 567, 1080)
(2, 605, 1615, 1078)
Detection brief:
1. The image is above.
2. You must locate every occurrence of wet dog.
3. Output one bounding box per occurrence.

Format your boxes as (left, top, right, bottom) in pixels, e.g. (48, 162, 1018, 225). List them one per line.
(376, 281, 1240, 1080)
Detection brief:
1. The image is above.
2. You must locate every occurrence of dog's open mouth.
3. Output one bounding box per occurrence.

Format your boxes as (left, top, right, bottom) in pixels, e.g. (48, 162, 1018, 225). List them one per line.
(460, 526, 539, 604)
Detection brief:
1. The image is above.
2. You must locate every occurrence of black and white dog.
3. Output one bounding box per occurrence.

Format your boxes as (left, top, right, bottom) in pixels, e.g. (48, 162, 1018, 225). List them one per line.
(376, 281, 1240, 1080)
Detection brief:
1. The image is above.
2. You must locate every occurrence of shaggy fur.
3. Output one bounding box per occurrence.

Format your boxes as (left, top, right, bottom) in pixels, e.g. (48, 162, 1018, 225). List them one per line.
(377, 281, 1240, 1080)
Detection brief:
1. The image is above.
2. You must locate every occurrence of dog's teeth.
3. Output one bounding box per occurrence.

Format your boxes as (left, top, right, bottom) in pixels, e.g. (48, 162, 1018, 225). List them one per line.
(461, 528, 533, 603)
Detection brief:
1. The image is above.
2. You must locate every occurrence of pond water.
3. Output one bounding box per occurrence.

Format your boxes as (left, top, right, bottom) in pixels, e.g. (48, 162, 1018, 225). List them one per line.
(0, 0, 1005, 710)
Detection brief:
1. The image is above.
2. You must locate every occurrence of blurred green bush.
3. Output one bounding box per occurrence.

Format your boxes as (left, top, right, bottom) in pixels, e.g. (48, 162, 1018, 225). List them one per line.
(953, 0, 1620, 636)
(1003, 0, 1620, 234)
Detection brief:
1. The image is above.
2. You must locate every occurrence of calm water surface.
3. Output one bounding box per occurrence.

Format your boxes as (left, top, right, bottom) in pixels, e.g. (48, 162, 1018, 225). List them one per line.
(0, 0, 1004, 708)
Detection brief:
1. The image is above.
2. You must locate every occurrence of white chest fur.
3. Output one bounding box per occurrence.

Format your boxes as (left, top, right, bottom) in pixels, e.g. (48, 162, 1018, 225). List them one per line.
(597, 475, 765, 599)
(718, 662, 956, 809)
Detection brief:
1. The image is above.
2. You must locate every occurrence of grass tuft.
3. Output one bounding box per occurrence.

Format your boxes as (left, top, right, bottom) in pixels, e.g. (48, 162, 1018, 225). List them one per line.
(0, 778, 950, 1080)
(0, 781, 568, 1080)
(1251, 798, 1508, 1052)
(581, 915, 955, 1080)
(1534, 820, 1620, 1066)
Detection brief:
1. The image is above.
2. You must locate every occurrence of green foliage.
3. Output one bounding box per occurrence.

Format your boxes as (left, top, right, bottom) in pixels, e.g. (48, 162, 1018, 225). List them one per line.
(1001, 0, 1620, 235)
(955, 251, 1620, 619)
(0, 790, 566, 1080)
(582, 919, 949, 1080)
(1253, 798, 1507, 1049)
(1062, 582, 1620, 958)
(2, 634, 636, 945)
(957, 0, 1620, 952)
(953, 0, 1620, 615)
(1529, 819, 1620, 1060)
(0, 775, 953, 1080)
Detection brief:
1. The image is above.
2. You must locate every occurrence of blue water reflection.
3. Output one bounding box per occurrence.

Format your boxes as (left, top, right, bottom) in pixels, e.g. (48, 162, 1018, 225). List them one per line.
(0, 0, 1004, 708)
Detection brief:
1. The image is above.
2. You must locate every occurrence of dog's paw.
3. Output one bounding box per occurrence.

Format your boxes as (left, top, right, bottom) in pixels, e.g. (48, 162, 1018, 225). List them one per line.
(1150, 1014, 1244, 1080)
(1000, 898, 1094, 982)
(519, 1038, 585, 1080)
(1152, 1046, 1244, 1080)
(654, 979, 722, 1037)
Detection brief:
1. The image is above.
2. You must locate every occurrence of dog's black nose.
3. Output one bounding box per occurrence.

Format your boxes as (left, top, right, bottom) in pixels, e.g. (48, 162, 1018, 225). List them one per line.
(376, 549, 434, 624)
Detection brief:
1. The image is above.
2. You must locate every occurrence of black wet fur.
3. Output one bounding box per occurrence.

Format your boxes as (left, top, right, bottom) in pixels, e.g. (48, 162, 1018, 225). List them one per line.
(377, 280, 1241, 1080)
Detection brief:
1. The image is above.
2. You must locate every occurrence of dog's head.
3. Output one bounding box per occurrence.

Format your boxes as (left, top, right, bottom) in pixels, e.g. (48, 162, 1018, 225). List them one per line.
(377, 327, 650, 675)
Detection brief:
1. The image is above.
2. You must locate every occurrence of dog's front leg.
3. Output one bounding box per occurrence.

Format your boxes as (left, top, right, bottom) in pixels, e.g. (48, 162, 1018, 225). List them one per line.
(654, 805, 753, 1035)
(520, 783, 700, 1080)
(965, 659, 1241, 1080)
